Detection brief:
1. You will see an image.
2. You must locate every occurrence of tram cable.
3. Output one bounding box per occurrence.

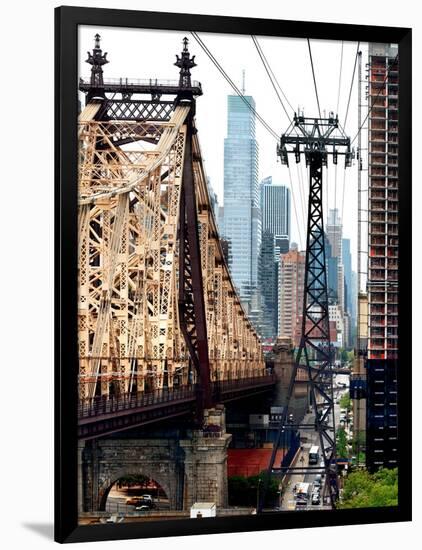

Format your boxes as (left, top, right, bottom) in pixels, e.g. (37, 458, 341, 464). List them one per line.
(307, 38, 322, 119)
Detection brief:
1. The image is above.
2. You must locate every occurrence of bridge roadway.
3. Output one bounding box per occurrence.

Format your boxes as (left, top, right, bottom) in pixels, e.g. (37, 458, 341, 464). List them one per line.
(78, 374, 276, 440)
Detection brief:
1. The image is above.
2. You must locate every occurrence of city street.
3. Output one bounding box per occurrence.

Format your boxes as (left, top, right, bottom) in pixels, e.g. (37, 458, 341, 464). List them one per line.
(279, 373, 349, 511)
(106, 486, 170, 514)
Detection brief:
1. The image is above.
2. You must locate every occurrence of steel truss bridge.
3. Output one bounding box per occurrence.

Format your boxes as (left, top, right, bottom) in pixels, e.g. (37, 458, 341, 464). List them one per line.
(77, 35, 269, 438)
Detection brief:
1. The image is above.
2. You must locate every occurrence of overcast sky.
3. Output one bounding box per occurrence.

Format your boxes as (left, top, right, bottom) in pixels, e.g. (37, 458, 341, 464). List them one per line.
(79, 25, 380, 273)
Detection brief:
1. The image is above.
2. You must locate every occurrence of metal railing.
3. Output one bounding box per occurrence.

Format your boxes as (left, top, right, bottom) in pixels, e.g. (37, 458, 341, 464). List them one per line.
(80, 77, 202, 88)
(78, 374, 276, 419)
(78, 385, 196, 419)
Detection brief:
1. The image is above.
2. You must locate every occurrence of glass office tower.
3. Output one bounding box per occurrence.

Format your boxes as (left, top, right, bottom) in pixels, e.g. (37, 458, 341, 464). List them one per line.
(223, 95, 260, 310)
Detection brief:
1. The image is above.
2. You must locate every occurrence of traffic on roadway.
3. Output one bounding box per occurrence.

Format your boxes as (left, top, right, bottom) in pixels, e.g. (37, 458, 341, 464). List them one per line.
(278, 373, 350, 511)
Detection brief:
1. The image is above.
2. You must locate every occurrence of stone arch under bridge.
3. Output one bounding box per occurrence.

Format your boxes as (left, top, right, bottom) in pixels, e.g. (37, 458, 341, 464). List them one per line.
(78, 409, 232, 514)
(79, 439, 185, 512)
(99, 466, 175, 511)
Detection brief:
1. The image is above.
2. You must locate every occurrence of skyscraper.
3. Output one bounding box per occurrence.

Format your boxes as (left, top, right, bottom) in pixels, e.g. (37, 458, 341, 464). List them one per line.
(326, 208, 343, 259)
(365, 43, 399, 471)
(342, 238, 355, 346)
(259, 177, 291, 337)
(223, 94, 260, 310)
(325, 238, 339, 302)
(326, 208, 349, 346)
(278, 244, 305, 344)
(207, 177, 219, 224)
(258, 230, 278, 338)
(351, 270, 358, 325)
(342, 238, 354, 316)
(260, 176, 291, 249)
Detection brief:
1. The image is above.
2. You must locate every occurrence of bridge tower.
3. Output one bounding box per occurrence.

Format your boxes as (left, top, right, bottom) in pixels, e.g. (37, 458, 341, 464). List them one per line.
(77, 35, 265, 427)
(174, 38, 212, 415)
(85, 33, 109, 100)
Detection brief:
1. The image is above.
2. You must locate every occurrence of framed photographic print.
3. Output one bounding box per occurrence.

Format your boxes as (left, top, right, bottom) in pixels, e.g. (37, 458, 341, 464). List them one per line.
(55, 5, 412, 543)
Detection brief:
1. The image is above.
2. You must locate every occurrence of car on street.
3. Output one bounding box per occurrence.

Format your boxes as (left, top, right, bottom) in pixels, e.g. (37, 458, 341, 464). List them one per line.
(295, 482, 311, 507)
(314, 474, 322, 487)
(135, 505, 150, 512)
(126, 495, 154, 507)
(126, 497, 144, 506)
(311, 493, 321, 505)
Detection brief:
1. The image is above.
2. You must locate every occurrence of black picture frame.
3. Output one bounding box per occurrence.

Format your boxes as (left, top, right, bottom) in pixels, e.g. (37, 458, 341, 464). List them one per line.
(55, 5, 412, 543)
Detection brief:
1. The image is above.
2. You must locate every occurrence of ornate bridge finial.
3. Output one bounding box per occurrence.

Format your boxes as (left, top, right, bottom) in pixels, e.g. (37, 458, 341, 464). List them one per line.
(86, 33, 109, 88)
(174, 37, 197, 89)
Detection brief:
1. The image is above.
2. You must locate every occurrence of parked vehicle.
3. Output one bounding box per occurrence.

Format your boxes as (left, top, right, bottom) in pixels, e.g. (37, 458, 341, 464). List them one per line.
(295, 482, 311, 505)
(127, 495, 154, 507)
(126, 497, 144, 506)
(135, 505, 150, 512)
(312, 484, 321, 495)
(309, 445, 320, 465)
(311, 493, 321, 505)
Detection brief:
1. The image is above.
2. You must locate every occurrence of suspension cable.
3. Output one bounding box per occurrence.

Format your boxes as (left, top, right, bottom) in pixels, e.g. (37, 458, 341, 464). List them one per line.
(191, 31, 306, 254)
(296, 162, 307, 236)
(307, 38, 322, 119)
(251, 35, 294, 122)
(343, 42, 360, 130)
(191, 32, 279, 141)
(340, 168, 348, 233)
(288, 164, 304, 250)
(336, 41, 344, 115)
(250, 34, 306, 230)
(333, 41, 343, 231)
(335, 42, 359, 261)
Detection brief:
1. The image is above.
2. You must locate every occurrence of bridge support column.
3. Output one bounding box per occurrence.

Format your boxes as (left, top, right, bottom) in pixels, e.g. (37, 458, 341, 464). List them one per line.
(78, 441, 85, 514)
(80, 440, 103, 512)
(272, 337, 308, 421)
(180, 405, 232, 509)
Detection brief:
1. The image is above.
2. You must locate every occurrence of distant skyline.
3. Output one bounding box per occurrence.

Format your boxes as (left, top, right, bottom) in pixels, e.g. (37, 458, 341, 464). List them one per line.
(79, 26, 386, 271)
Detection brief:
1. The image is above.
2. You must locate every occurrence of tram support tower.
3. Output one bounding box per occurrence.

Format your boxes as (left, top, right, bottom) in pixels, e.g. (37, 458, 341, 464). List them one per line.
(260, 113, 353, 511)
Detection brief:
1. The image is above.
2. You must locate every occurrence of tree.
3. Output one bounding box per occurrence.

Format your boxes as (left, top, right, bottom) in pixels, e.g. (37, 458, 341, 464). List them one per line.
(228, 476, 251, 505)
(336, 426, 348, 458)
(340, 392, 351, 411)
(338, 468, 398, 508)
(228, 471, 279, 507)
(117, 474, 150, 488)
(352, 431, 365, 453)
(340, 349, 349, 364)
(350, 431, 366, 465)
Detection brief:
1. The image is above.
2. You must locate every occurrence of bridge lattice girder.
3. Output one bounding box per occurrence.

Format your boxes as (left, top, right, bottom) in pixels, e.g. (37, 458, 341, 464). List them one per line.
(78, 101, 265, 401)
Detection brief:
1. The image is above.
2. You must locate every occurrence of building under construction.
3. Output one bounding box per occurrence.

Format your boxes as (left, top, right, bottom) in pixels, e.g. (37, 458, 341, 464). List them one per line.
(365, 42, 399, 471)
